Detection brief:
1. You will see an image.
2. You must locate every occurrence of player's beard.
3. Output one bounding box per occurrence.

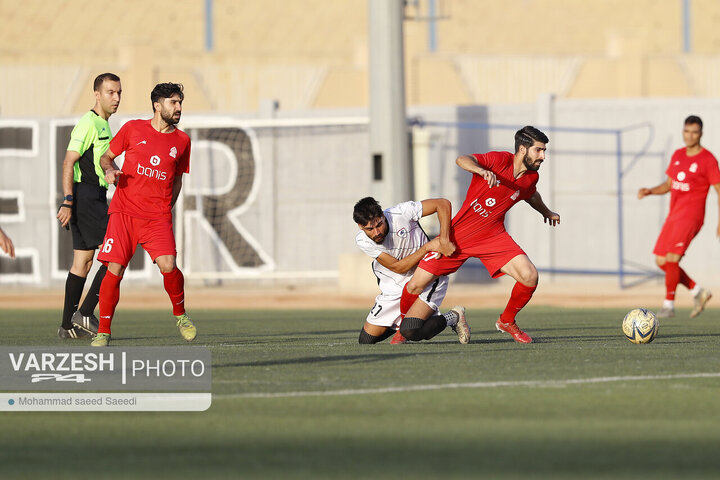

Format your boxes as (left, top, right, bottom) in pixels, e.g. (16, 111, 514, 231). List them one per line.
(523, 152, 541, 171)
(161, 108, 181, 126)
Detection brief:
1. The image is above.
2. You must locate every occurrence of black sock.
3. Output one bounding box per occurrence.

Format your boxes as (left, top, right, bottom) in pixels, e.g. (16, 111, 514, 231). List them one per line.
(400, 315, 447, 341)
(79, 264, 107, 316)
(62, 273, 86, 329)
(358, 328, 394, 344)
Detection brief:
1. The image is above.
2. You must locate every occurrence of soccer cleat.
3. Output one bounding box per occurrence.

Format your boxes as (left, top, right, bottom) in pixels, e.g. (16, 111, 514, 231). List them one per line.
(176, 313, 197, 342)
(656, 306, 675, 319)
(57, 326, 92, 340)
(71, 310, 99, 335)
(90, 333, 111, 347)
(690, 288, 712, 319)
(450, 306, 471, 344)
(390, 329, 407, 344)
(495, 319, 532, 344)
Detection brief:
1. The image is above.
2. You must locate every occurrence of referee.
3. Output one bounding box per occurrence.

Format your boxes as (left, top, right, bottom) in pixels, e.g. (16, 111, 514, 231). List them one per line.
(56, 73, 121, 339)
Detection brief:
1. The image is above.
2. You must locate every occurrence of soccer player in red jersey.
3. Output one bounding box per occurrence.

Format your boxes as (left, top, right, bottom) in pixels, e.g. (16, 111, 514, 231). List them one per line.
(638, 115, 720, 319)
(399, 126, 560, 344)
(91, 83, 196, 346)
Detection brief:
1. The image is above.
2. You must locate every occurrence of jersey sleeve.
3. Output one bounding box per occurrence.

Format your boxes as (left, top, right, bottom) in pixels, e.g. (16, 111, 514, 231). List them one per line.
(393, 201, 423, 222)
(355, 232, 383, 259)
(176, 139, 190, 175)
(66, 116, 94, 155)
(705, 152, 720, 185)
(108, 121, 131, 157)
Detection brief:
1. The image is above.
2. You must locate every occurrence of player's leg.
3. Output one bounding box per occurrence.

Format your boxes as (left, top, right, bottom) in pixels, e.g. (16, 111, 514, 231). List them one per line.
(93, 213, 135, 346)
(403, 267, 438, 318)
(72, 184, 109, 333)
(155, 254, 196, 342)
(358, 322, 394, 344)
(496, 254, 537, 344)
(59, 248, 94, 338)
(362, 294, 406, 344)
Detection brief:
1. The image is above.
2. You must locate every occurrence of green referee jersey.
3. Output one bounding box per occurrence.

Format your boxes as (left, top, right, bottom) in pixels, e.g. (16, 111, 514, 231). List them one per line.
(66, 110, 112, 188)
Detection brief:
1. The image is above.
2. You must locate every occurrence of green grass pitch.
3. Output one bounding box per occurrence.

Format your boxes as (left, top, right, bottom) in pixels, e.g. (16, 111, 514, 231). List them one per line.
(1, 306, 720, 479)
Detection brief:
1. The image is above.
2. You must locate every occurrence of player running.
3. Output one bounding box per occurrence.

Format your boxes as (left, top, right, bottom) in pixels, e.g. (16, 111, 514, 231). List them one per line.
(91, 82, 195, 347)
(400, 126, 560, 344)
(56, 73, 121, 340)
(638, 115, 720, 318)
(354, 197, 470, 344)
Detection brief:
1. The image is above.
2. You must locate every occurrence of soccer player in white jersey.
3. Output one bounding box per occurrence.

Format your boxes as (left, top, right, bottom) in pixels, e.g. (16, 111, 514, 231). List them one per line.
(353, 197, 471, 344)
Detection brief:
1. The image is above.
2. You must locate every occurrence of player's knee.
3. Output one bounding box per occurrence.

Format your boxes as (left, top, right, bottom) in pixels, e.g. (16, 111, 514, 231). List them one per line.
(518, 266, 538, 287)
(358, 329, 382, 344)
(405, 280, 424, 295)
(399, 317, 424, 341)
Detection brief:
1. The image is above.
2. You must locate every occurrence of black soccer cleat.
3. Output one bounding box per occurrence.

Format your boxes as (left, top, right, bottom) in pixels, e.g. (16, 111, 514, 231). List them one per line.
(71, 310, 99, 335)
(57, 326, 93, 339)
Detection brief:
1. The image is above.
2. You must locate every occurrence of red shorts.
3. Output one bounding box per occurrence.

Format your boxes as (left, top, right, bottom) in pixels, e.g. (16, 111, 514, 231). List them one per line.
(98, 212, 177, 267)
(419, 230, 526, 278)
(653, 217, 702, 257)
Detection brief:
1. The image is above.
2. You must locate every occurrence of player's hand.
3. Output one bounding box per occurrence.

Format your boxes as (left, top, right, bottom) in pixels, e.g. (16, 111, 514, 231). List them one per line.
(56, 203, 72, 229)
(437, 238, 456, 257)
(105, 168, 123, 185)
(544, 211, 560, 226)
(0, 228, 15, 258)
(637, 187, 651, 199)
(478, 167, 500, 188)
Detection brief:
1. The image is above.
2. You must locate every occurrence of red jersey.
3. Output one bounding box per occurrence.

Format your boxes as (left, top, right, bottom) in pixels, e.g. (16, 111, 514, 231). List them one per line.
(452, 151, 538, 241)
(666, 147, 720, 223)
(107, 119, 191, 220)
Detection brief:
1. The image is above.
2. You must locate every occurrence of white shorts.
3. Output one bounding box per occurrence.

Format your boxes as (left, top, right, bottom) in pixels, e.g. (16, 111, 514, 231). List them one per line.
(365, 275, 449, 329)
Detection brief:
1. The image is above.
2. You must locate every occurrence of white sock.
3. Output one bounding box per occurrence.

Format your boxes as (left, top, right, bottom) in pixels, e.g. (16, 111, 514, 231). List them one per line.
(663, 299, 675, 310)
(443, 310, 458, 326)
(691, 285, 702, 297)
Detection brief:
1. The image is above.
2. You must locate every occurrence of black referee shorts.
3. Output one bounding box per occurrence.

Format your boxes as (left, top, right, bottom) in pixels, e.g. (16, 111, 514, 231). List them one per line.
(69, 182, 109, 251)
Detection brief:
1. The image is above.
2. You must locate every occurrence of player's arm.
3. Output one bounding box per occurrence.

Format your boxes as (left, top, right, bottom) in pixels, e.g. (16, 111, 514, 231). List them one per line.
(713, 182, 720, 239)
(456, 154, 499, 188)
(637, 178, 671, 199)
(420, 198, 455, 257)
(170, 174, 183, 209)
(56, 150, 81, 228)
(0, 226, 15, 258)
(525, 191, 560, 226)
(100, 149, 122, 185)
(374, 241, 438, 275)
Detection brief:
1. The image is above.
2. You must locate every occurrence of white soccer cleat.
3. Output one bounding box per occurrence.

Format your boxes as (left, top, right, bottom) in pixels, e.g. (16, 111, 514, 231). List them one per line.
(690, 288, 712, 319)
(450, 306, 471, 344)
(656, 306, 675, 319)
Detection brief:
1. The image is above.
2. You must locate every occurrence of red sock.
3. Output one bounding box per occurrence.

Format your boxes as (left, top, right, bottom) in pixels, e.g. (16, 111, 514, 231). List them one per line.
(678, 266, 695, 290)
(162, 267, 186, 316)
(98, 270, 122, 334)
(400, 283, 419, 319)
(499, 282, 537, 324)
(663, 261, 680, 301)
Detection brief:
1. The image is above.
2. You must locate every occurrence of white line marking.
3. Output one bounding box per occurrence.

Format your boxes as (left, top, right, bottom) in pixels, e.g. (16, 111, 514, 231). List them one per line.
(214, 372, 720, 399)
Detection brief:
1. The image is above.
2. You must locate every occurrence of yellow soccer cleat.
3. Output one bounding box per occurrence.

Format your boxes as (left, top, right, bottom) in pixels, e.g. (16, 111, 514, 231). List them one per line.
(175, 313, 197, 342)
(90, 333, 111, 347)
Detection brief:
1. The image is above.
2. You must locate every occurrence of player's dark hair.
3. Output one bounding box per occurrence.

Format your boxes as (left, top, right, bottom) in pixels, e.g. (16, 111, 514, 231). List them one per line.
(353, 197, 383, 225)
(684, 115, 703, 130)
(514, 125, 549, 153)
(93, 73, 120, 92)
(151, 83, 184, 110)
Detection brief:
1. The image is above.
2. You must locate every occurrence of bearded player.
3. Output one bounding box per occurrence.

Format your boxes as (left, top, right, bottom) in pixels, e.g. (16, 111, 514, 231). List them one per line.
(91, 82, 195, 347)
(400, 126, 560, 344)
(638, 115, 720, 318)
(354, 197, 470, 344)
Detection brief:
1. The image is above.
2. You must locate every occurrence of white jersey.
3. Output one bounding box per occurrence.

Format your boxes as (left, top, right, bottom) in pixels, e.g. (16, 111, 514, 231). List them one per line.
(355, 201, 430, 296)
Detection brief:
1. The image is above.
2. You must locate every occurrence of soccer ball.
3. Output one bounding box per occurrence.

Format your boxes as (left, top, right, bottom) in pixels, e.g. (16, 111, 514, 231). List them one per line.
(622, 308, 658, 344)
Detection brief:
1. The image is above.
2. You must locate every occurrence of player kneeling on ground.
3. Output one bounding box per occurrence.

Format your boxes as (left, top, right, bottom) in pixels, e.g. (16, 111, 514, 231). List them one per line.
(353, 197, 470, 345)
